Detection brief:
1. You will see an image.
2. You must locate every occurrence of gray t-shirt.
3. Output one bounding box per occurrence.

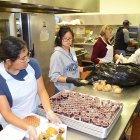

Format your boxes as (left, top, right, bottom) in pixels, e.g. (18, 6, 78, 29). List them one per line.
(49, 47, 80, 91)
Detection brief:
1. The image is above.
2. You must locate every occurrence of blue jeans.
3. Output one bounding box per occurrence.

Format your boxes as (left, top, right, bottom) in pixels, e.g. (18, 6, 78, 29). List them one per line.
(54, 87, 60, 94)
(115, 50, 126, 57)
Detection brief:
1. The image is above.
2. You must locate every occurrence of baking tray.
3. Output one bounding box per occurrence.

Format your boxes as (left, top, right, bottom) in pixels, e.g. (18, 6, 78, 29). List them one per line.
(37, 90, 123, 138)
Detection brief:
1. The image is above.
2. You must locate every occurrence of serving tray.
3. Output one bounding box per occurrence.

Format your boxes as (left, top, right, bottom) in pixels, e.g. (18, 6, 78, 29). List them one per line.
(37, 90, 123, 138)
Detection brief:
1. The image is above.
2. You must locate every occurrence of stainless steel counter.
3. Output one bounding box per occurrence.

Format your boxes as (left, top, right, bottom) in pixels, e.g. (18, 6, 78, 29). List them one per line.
(66, 85, 140, 140)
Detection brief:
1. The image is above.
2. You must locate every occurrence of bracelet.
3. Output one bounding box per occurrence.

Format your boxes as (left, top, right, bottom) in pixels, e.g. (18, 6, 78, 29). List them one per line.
(27, 125, 34, 132)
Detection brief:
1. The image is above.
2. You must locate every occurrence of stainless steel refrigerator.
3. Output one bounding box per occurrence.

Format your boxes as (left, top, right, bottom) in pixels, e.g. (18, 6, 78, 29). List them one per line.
(17, 13, 56, 85)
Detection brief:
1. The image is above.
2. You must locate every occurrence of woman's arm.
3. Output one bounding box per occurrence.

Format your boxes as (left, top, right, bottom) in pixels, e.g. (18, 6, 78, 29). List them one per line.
(0, 96, 28, 130)
(114, 53, 128, 63)
(37, 76, 51, 113)
(114, 54, 120, 60)
(79, 66, 83, 72)
(0, 96, 37, 139)
(123, 29, 130, 44)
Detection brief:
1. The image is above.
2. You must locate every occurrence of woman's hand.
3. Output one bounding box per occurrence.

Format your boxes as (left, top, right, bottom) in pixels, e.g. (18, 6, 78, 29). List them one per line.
(130, 39, 138, 46)
(99, 60, 104, 64)
(27, 126, 38, 140)
(46, 110, 62, 124)
(115, 54, 128, 64)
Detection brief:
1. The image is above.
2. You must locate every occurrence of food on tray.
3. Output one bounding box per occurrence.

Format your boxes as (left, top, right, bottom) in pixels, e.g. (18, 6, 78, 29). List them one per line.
(46, 127, 58, 136)
(39, 132, 50, 140)
(23, 115, 40, 128)
(59, 127, 65, 134)
(50, 91, 123, 128)
(56, 134, 64, 140)
(39, 125, 66, 140)
(80, 79, 89, 84)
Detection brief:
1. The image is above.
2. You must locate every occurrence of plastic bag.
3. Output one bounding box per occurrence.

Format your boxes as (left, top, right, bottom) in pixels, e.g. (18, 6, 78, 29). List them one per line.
(86, 63, 140, 87)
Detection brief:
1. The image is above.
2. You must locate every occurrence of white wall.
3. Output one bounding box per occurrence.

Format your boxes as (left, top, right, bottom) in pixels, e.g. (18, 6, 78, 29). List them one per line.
(100, 0, 140, 14)
(57, 13, 140, 26)
(56, 0, 140, 26)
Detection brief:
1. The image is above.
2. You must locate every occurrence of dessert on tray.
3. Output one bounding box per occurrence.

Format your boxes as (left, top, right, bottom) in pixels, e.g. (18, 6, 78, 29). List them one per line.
(50, 90, 122, 128)
(37, 90, 123, 138)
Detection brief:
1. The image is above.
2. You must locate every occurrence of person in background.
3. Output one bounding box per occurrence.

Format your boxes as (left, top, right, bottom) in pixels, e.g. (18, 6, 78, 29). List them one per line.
(0, 36, 61, 140)
(91, 25, 121, 64)
(114, 20, 137, 57)
(49, 26, 95, 94)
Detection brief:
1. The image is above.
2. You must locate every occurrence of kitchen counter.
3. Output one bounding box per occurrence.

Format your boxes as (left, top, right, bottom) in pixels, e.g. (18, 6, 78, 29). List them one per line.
(66, 85, 140, 140)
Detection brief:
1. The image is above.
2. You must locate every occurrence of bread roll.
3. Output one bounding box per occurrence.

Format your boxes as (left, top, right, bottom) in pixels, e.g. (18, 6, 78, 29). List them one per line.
(46, 127, 58, 136)
(39, 132, 49, 140)
(94, 82, 99, 89)
(100, 80, 106, 86)
(112, 85, 119, 90)
(114, 87, 122, 94)
(80, 80, 88, 84)
(104, 84, 112, 92)
(96, 84, 104, 91)
(23, 115, 40, 128)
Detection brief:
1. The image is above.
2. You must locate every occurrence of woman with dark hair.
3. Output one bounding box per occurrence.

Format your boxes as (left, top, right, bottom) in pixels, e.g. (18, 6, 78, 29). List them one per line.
(0, 36, 61, 140)
(49, 26, 95, 94)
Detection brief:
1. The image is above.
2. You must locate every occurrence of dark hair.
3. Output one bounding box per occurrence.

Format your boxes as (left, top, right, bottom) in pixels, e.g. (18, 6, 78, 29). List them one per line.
(123, 20, 130, 26)
(0, 36, 27, 62)
(55, 26, 74, 47)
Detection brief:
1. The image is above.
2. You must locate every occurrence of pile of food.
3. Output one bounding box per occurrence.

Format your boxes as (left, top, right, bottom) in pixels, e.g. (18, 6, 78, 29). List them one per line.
(39, 125, 65, 140)
(93, 80, 122, 94)
(23, 115, 66, 140)
(50, 90, 123, 128)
